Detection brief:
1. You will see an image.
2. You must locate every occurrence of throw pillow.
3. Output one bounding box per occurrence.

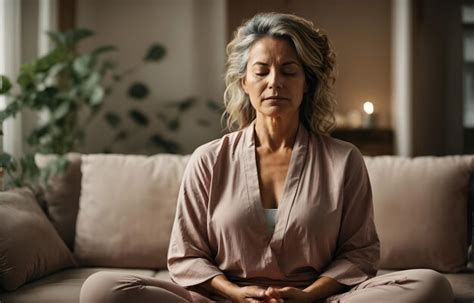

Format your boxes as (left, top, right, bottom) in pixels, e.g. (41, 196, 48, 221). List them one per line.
(364, 155, 474, 272)
(0, 188, 76, 291)
(74, 154, 190, 268)
(35, 153, 82, 251)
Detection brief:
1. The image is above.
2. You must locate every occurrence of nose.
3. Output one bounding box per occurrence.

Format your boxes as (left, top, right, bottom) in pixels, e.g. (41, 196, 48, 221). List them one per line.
(268, 69, 283, 89)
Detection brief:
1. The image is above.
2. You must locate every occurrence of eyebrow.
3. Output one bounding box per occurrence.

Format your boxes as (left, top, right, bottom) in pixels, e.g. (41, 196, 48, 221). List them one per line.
(252, 61, 300, 67)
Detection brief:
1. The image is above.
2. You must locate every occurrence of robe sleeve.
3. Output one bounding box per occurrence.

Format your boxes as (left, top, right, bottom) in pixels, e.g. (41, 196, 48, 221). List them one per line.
(320, 148, 380, 286)
(167, 148, 224, 287)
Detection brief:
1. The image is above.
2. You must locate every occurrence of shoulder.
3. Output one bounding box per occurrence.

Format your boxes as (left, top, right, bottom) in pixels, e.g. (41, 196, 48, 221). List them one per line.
(187, 128, 246, 173)
(311, 132, 364, 165)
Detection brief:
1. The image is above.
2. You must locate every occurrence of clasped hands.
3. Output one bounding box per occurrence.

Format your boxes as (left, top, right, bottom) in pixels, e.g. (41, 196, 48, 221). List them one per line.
(230, 285, 318, 303)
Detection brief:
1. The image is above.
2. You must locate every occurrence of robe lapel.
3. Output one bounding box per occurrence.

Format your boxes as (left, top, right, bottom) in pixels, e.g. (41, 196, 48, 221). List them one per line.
(242, 120, 309, 249)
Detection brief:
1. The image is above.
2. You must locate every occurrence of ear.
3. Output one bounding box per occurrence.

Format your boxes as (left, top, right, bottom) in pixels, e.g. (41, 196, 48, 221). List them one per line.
(241, 77, 248, 94)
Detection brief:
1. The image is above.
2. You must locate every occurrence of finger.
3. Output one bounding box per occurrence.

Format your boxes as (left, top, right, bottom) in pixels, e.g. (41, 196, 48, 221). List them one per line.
(246, 287, 267, 299)
(265, 287, 281, 299)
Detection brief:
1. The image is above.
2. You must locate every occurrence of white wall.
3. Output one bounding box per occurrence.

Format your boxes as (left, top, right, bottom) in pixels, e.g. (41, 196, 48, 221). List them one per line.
(77, 0, 227, 154)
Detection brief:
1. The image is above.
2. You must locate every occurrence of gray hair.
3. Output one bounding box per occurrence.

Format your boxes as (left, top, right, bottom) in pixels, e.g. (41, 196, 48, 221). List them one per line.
(223, 12, 337, 134)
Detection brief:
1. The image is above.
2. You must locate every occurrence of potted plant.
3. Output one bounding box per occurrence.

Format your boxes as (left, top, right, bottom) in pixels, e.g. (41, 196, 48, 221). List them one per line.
(0, 27, 222, 189)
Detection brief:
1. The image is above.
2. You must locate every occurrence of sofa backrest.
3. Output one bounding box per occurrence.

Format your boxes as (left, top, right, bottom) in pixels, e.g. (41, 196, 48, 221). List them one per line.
(37, 153, 474, 272)
(364, 155, 474, 272)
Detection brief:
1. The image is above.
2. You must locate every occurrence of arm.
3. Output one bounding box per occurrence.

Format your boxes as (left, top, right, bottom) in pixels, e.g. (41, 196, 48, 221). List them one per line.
(167, 150, 224, 288)
(319, 148, 380, 286)
(266, 276, 346, 302)
(200, 275, 266, 302)
(303, 276, 346, 300)
(168, 150, 268, 302)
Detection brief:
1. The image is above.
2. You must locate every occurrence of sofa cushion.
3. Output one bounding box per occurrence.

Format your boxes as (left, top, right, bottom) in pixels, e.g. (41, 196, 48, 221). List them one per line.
(0, 267, 156, 303)
(74, 154, 190, 269)
(0, 188, 75, 291)
(364, 156, 474, 272)
(35, 153, 82, 251)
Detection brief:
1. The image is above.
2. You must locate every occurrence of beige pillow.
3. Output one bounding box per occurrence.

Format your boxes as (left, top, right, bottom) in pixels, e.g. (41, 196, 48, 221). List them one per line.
(74, 154, 190, 268)
(0, 188, 76, 291)
(364, 156, 474, 272)
(35, 153, 82, 251)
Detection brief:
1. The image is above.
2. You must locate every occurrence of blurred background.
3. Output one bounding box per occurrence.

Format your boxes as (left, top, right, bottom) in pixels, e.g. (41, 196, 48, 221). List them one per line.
(0, 0, 470, 157)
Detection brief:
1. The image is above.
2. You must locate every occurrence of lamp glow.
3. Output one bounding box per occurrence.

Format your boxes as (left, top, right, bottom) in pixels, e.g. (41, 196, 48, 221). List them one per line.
(363, 101, 374, 115)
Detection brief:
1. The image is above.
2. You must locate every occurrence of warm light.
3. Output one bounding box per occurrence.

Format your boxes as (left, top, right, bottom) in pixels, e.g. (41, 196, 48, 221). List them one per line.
(363, 101, 374, 115)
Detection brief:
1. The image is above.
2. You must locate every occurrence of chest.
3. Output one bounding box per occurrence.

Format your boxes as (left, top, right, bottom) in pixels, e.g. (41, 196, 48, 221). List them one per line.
(255, 148, 292, 209)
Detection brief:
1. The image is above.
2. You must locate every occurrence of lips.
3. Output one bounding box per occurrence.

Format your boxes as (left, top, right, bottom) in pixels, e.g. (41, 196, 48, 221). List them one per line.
(263, 96, 289, 101)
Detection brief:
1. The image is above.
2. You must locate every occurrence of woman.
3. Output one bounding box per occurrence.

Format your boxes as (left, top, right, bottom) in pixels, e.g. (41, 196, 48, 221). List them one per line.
(80, 12, 453, 303)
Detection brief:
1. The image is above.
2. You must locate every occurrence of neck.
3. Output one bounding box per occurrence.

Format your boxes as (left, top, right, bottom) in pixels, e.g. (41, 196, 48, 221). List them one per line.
(254, 114, 299, 152)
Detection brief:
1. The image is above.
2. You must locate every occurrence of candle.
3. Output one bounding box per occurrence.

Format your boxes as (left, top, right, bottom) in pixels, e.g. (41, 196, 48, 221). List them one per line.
(362, 101, 376, 128)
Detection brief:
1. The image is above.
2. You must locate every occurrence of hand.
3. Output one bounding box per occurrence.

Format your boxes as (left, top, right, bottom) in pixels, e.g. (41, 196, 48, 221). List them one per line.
(229, 285, 268, 303)
(265, 286, 316, 303)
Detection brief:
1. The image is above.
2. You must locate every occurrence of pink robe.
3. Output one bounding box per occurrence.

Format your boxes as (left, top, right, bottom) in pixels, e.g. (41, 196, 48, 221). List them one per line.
(167, 121, 380, 295)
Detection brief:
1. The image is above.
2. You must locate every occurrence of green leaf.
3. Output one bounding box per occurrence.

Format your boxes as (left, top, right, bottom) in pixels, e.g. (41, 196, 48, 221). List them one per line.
(149, 134, 179, 153)
(48, 28, 94, 48)
(36, 47, 67, 73)
(128, 109, 149, 127)
(144, 43, 166, 62)
(33, 87, 59, 109)
(92, 45, 117, 56)
(66, 28, 94, 45)
(128, 82, 149, 99)
(73, 55, 93, 77)
(0, 100, 22, 123)
(47, 31, 65, 46)
(207, 99, 222, 112)
(104, 112, 121, 128)
(52, 101, 71, 120)
(167, 118, 180, 131)
(0, 75, 12, 94)
(81, 72, 101, 97)
(100, 60, 117, 76)
(17, 72, 35, 90)
(19, 154, 40, 180)
(90, 86, 105, 106)
(177, 97, 195, 112)
(0, 152, 12, 167)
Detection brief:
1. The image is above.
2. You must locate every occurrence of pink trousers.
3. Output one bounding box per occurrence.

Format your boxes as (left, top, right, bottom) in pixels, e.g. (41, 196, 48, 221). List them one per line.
(80, 269, 454, 303)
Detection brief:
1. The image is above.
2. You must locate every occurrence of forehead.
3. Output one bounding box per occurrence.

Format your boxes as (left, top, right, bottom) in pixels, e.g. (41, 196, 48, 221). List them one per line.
(247, 36, 300, 64)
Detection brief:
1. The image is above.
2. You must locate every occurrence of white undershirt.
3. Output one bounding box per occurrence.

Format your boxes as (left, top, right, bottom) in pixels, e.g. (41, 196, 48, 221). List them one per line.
(264, 208, 278, 230)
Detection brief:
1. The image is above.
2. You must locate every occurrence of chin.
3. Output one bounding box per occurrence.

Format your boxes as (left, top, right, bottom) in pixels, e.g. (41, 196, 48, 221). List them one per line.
(260, 111, 292, 121)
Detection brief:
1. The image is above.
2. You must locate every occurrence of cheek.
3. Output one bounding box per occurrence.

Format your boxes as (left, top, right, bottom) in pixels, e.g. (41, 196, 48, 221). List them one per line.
(245, 78, 265, 95)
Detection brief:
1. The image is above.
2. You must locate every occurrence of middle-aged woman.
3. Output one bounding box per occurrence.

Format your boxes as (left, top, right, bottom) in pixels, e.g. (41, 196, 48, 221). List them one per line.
(80, 12, 454, 303)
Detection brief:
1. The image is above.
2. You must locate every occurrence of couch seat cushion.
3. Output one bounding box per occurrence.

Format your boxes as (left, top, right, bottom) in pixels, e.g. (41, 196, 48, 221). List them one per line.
(0, 267, 157, 303)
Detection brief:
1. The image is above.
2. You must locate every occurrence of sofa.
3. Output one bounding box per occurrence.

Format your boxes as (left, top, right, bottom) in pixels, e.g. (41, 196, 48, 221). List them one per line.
(0, 153, 473, 303)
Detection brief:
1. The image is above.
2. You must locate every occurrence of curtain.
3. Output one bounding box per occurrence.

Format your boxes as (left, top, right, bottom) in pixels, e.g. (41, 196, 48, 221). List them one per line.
(0, 0, 22, 158)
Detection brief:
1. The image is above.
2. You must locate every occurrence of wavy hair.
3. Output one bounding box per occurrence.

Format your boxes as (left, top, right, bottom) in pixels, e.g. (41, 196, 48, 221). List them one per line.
(223, 12, 337, 134)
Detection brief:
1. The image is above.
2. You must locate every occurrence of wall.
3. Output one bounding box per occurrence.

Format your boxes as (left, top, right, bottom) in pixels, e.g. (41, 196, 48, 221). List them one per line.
(227, 0, 392, 128)
(76, 0, 226, 154)
(21, 0, 39, 153)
